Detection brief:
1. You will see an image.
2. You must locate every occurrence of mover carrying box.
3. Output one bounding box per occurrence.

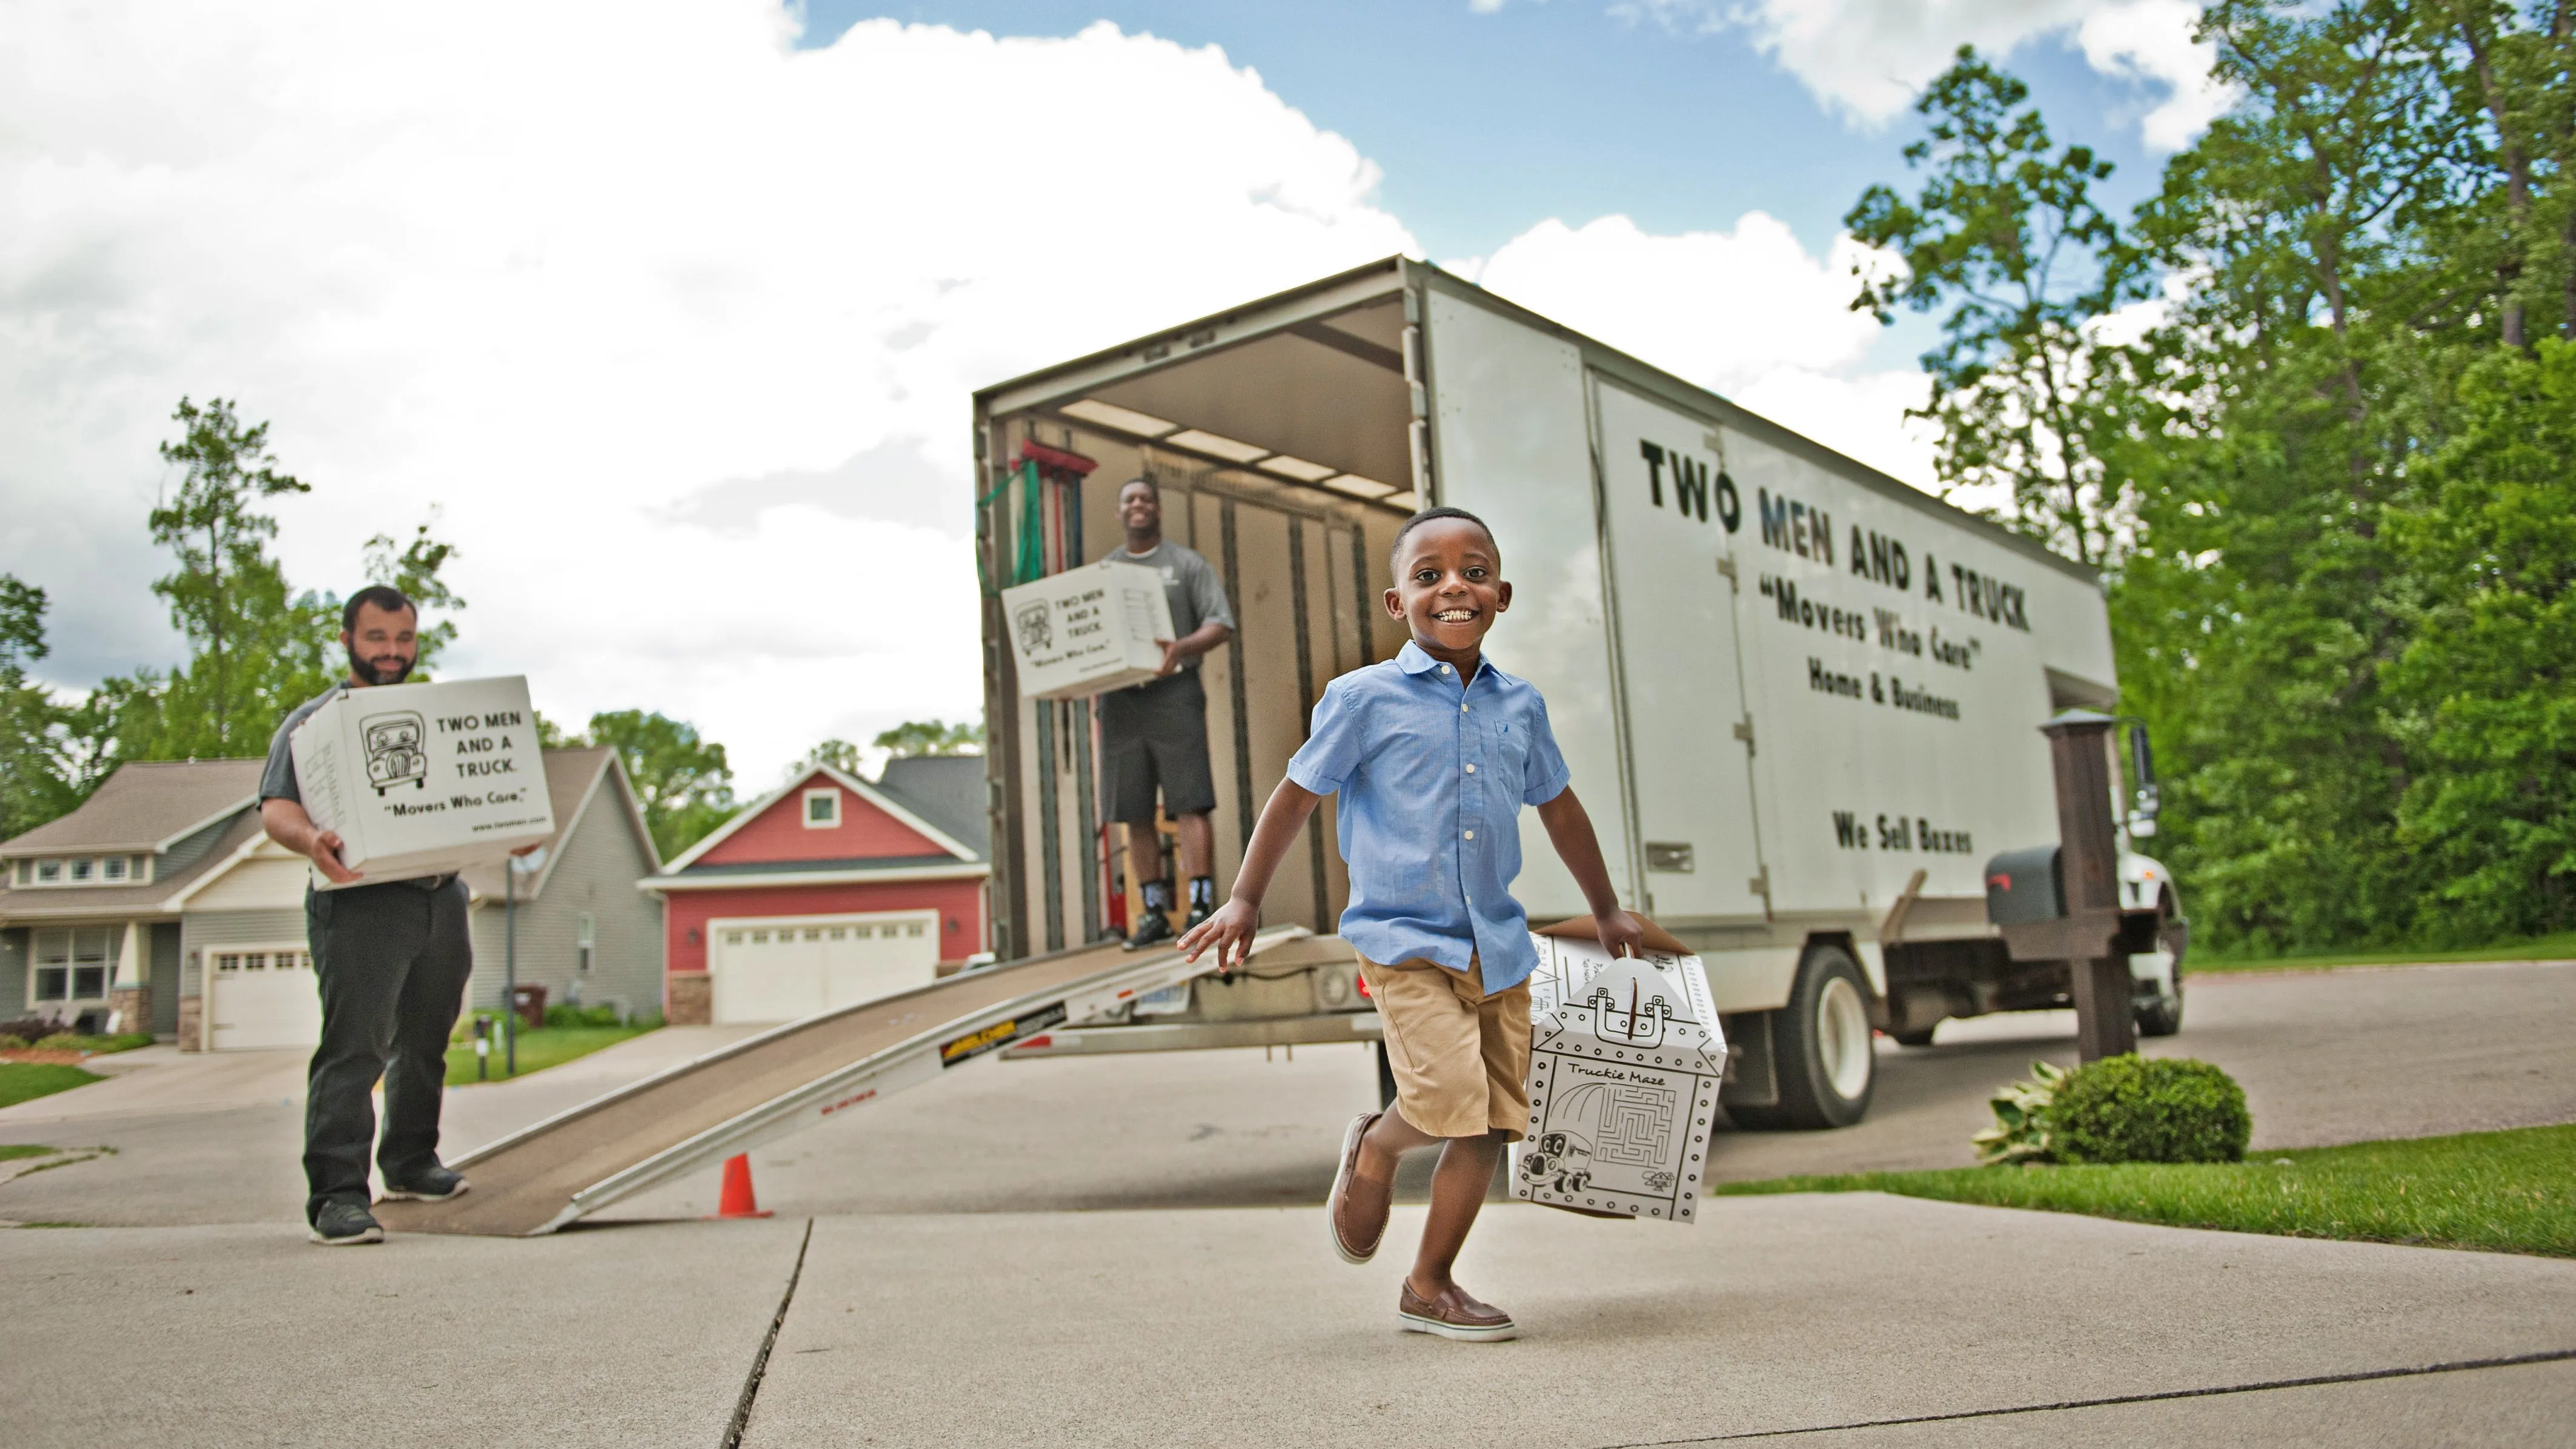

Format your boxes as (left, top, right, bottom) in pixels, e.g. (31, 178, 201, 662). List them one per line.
(288, 675, 556, 889)
(999, 560, 1175, 700)
(1513, 926, 1727, 1223)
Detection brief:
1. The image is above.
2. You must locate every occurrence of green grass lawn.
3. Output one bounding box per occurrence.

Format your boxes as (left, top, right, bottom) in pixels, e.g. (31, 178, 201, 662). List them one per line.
(1713, 1124, 2575, 1258)
(443, 1024, 655, 1086)
(2191, 930, 2576, 974)
(0, 1144, 62, 1162)
(0, 1064, 105, 1110)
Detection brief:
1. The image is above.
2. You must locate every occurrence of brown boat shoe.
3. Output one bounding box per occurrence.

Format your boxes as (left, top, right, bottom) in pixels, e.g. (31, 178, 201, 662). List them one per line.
(1398, 1279, 1518, 1342)
(1328, 1111, 1390, 1264)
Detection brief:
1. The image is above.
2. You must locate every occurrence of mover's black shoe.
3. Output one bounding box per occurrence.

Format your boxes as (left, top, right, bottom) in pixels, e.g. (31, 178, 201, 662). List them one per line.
(308, 1201, 384, 1246)
(380, 1165, 469, 1202)
(1124, 906, 1173, 951)
(1182, 901, 1213, 933)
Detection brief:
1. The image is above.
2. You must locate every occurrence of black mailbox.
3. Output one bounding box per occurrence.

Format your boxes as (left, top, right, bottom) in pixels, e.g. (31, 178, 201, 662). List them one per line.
(1985, 846, 2064, 925)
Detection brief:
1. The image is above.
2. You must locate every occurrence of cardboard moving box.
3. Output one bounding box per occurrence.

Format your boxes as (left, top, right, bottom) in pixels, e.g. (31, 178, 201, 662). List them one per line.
(999, 560, 1175, 701)
(289, 675, 556, 888)
(1513, 929, 1727, 1223)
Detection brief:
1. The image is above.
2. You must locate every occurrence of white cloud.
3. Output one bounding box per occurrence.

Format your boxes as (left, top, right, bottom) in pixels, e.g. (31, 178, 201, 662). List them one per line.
(1619, 0, 2226, 150)
(0, 4, 1414, 780)
(1453, 214, 1934, 486)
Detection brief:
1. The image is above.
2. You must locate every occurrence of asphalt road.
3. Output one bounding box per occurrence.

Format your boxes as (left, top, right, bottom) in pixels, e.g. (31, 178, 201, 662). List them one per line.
(4, 960, 2569, 1227)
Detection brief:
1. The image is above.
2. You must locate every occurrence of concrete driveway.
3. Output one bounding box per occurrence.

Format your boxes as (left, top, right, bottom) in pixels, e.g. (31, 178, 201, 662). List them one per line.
(1, 961, 2568, 1446)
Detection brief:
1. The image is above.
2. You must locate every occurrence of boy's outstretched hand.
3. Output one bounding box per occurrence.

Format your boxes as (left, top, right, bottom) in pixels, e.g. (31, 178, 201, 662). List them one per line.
(1177, 897, 1260, 972)
(1595, 908, 1648, 960)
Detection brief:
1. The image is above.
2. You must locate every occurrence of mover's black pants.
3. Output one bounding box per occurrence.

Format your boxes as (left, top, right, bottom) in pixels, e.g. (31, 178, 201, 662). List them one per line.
(302, 876, 473, 1223)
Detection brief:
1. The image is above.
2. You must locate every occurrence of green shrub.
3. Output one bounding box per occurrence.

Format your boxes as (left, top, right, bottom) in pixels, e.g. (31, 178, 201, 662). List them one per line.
(0, 1035, 27, 1051)
(542, 1004, 625, 1029)
(2052, 1055, 2251, 1164)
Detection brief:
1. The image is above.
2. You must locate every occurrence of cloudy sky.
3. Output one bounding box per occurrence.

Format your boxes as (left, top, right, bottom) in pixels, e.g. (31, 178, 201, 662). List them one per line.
(1, 0, 2216, 783)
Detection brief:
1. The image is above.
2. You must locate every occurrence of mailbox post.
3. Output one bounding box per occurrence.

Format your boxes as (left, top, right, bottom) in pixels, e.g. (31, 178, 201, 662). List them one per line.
(2040, 711, 2134, 1062)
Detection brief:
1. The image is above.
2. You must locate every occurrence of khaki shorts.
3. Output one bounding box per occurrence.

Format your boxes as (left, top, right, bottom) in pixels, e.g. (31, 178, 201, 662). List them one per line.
(1361, 952, 1531, 1141)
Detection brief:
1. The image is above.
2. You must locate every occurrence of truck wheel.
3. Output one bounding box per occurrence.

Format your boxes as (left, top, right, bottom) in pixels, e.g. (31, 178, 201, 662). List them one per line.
(1738, 943, 1876, 1130)
(2134, 914, 2188, 1038)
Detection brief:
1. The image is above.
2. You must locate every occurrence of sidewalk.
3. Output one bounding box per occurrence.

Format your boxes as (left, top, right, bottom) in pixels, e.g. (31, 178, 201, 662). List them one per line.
(1, 1192, 2566, 1447)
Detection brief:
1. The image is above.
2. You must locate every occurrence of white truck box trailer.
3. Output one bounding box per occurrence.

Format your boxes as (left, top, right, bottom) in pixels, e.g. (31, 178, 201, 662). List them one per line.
(971, 257, 2183, 1129)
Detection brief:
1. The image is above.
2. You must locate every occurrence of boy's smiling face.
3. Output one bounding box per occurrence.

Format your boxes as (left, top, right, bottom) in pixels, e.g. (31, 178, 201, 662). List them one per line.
(1387, 517, 1510, 668)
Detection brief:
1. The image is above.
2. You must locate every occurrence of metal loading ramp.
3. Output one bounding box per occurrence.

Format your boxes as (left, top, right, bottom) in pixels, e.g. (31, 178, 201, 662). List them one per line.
(377, 926, 1319, 1237)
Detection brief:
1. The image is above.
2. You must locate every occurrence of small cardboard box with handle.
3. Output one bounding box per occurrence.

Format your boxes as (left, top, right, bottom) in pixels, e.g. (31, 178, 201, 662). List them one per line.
(288, 675, 556, 889)
(1513, 915, 1727, 1223)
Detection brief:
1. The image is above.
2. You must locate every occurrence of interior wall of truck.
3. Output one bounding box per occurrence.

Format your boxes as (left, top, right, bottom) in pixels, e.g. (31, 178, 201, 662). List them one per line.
(977, 290, 1420, 961)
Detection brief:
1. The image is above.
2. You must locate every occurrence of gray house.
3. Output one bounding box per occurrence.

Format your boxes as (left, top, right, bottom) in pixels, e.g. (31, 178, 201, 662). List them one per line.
(456, 746, 664, 1023)
(0, 748, 663, 1049)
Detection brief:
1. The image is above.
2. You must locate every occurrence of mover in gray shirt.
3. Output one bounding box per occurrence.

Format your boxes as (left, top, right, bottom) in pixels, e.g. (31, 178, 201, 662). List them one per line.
(259, 586, 526, 1245)
(1098, 476, 1235, 948)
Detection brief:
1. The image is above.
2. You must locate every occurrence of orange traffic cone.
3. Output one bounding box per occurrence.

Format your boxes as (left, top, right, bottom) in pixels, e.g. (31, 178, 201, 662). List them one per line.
(709, 1153, 774, 1219)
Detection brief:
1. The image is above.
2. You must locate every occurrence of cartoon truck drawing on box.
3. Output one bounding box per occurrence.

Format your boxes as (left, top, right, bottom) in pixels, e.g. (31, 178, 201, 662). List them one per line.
(362, 712, 429, 795)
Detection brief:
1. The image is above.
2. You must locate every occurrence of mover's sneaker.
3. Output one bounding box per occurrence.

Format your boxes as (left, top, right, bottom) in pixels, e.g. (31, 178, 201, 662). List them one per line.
(308, 1201, 384, 1246)
(1123, 906, 1173, 951)
(1182, 900, 1213, 933)
(1328, 1112, 1389, 1264)
(380, 1166, 469, 1202)
(1398, 1281, 1517, 1342)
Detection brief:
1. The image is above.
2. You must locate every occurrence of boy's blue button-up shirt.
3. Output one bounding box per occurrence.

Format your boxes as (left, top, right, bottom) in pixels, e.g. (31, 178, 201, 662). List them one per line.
(1284, 640, 1572, 990)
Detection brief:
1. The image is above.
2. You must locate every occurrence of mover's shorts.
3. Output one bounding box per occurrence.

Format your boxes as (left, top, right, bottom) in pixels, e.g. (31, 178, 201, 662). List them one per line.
(1098, 669, 1217, 821)
(1359, 952, 1530, 1141)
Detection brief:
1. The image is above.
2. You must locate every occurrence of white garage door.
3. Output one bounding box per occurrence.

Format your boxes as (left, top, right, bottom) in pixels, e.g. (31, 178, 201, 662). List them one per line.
(709, 910, 940, 1025)
(208, 945, 322, 1051)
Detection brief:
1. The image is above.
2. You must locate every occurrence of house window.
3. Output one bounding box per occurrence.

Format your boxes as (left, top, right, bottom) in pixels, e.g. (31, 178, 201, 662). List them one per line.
(68, 858, 93, 882)
(35, 860, 60, 883)
(33, 927, 113, 1002)
(103, 857, 128, 882)
(725, 931, 745, 946)
(906, 923, 924, 937)
(802, 789, 840, 829)
(577, 914, 596, 975)
(828, 927, 846, 940)
(751, 930, 769, 944)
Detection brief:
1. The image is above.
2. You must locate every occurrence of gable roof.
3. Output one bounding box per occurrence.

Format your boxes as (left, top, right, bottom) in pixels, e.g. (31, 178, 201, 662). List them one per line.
(457, 748, 657, 903)
(0, 758, 264, 856)
(660, 761, 981, 875)
(874, 755, 989, 858)
(0, 811, 267, 922)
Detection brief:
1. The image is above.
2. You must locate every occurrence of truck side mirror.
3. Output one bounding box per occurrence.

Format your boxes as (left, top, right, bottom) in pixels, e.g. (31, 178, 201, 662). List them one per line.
(2126, 722, 2160, 838)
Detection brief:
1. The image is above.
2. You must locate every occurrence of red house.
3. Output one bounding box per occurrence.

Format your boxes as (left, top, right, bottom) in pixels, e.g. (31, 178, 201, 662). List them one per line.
(647, 756, 989, 1024)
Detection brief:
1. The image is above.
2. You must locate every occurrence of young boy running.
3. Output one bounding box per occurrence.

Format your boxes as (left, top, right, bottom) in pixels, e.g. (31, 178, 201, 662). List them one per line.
(1180, 506, 1642, 1341)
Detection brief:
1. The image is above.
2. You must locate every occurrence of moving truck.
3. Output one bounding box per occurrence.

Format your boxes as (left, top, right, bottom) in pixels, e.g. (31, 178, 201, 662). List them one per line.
(971, 257, 2185, 1129)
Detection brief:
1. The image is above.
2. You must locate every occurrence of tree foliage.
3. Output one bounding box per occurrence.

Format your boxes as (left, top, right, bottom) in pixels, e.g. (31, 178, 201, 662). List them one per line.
(1862, 3, 2576, 955)
(578, 709, 738, 861)
(871, 719, 983, 758)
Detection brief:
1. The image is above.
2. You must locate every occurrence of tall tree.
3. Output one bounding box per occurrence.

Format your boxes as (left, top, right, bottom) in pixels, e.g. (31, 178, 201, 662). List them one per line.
(0, 576, 77, 837)
(145, 398, 320, 755)
(580, 709, 737, 860)
(1844, 48, 2151, 568)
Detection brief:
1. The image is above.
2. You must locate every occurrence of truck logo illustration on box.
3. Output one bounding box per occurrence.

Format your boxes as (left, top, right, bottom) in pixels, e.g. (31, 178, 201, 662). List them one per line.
(288, 675, 554, 888)
(1011, 600, 1054, 655)
(361, 712, 429, 794)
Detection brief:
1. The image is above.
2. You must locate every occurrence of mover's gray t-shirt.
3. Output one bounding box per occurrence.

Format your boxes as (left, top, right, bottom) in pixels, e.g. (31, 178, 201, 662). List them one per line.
(1101, 539, 1233, 668)
(259, 686, 347, 805)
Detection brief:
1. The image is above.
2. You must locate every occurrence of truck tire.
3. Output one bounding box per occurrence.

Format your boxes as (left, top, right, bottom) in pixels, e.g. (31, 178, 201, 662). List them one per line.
(1732, 942, 1876, 1130)
(2134, 912, 2188, 1038)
